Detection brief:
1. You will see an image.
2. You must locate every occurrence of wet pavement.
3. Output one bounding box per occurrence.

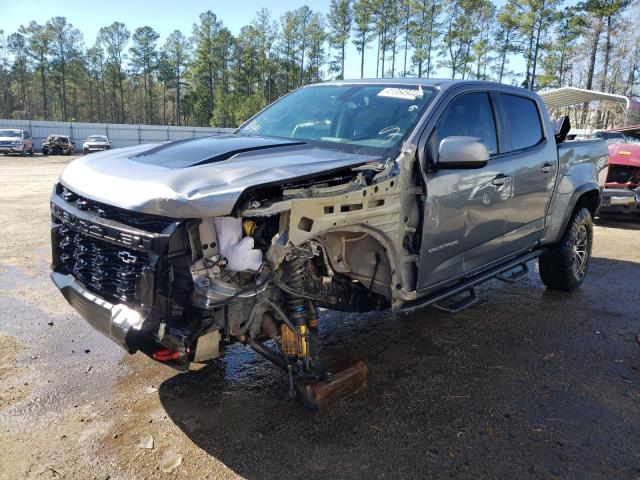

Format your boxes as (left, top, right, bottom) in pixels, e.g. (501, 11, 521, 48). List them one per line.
(0, 155, 639, 479)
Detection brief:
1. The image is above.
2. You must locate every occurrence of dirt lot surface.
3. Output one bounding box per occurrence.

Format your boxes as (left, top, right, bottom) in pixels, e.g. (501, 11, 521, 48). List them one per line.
(0, 154, 639, 479)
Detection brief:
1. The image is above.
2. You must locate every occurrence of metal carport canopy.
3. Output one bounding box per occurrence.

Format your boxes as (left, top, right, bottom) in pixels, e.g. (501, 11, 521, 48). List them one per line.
(539, 87, 631, 110)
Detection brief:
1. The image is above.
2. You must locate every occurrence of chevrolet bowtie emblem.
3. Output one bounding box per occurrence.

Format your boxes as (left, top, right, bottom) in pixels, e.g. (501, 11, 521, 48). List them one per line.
(117, 251, 137, 264)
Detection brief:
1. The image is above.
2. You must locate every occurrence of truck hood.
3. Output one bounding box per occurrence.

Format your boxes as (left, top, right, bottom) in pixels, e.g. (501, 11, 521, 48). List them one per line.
(59, 135, 382, 218)
(608, 143, 640, 168)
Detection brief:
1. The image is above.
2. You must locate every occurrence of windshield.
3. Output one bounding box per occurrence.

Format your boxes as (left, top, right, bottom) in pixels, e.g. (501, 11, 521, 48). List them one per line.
(0, 129, 21, 138)
(595, 131, 640, 145)
(239, 84, 436, 151)
(87, 136, 106, 141)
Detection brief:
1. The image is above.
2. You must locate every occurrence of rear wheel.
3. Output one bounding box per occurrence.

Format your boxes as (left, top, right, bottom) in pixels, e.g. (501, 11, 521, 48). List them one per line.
(539, 207, 593, 291)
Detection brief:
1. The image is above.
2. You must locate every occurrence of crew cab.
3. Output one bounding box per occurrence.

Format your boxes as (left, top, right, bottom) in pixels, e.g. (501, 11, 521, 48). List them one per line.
(593, 126, 640, 215)
(50, 80, 608, 409)
(0, 128, 35, 155)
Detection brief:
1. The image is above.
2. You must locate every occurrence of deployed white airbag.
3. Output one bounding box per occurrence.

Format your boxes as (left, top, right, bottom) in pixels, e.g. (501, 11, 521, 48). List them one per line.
(213, 217, 263, 272)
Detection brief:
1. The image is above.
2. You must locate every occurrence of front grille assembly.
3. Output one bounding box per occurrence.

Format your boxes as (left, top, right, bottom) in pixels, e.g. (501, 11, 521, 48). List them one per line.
(56, 224, 153, 303)
(52, 185, 180, 306)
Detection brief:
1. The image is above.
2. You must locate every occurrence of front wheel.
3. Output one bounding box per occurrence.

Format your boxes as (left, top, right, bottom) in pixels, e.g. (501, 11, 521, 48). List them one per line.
(539, 207, 593, 291)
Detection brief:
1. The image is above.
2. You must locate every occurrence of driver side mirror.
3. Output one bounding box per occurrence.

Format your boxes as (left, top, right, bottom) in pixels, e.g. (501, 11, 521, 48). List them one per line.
(438, 136, 489, 169)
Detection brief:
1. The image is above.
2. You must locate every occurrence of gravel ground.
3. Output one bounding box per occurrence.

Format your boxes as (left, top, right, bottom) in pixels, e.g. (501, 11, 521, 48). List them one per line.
(0, 154, 639, 479)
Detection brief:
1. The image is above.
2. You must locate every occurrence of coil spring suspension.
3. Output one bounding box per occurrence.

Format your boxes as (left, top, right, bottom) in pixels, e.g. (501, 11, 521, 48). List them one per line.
(281, 257, 309, 359)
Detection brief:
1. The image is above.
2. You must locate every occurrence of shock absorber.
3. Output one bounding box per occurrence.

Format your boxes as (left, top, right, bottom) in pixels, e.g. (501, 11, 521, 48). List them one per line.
(280, 257, 310, 363)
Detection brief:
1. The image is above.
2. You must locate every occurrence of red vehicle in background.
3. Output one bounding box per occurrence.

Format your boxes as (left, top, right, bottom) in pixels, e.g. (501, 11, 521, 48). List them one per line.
(593, 126, 640, 215)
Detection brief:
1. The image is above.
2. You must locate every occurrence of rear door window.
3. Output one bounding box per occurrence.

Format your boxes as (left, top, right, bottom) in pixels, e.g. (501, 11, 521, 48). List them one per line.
(502, 94, 543, 151)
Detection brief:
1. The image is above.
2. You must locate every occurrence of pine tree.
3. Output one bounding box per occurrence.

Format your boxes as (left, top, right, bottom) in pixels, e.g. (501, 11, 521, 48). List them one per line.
(409, 0, 441, 78)
(164, 30, 190, 126)
(537, 9, 586, 88)
(47, 17, 83, 121)
(328, 0, 353, 79)
(494, 2, 519, 83)
(353, 0, 375, 78)
(18, 21, 51, 118)
(130, 26, 159, 124)
(7, 32, 29, 117)
(252, 9, 278, 103)
(97, 22, 130, 122)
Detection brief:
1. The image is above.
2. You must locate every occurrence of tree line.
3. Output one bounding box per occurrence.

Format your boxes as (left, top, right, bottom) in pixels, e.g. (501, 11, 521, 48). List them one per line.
(0, 0, 638, 128)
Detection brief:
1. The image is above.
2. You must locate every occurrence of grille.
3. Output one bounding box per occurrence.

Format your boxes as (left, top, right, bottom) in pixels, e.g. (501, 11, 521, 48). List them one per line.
(57, 223, 153, 304)
(607, 165, 640, 185)
(57, 184, 177, 233)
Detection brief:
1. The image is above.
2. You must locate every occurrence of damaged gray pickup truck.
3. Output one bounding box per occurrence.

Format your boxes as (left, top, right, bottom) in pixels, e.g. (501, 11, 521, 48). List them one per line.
(51, 79, 608, 409)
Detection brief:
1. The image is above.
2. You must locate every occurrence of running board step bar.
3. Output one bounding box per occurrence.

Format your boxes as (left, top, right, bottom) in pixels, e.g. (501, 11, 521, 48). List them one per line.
(496, 263, 530, 283)
(400, 248, 545, 316)
(432, 288, 478, 314)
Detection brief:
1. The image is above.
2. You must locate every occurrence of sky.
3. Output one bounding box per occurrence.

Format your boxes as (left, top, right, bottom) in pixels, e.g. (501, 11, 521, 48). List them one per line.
(0, 0, 520, 81)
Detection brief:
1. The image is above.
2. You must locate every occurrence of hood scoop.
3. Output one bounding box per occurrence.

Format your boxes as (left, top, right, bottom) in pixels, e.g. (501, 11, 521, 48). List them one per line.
(130, 135, 305, 168)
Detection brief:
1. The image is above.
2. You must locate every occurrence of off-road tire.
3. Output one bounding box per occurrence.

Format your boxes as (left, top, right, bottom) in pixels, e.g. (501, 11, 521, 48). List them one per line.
(539, 207, 593, 291)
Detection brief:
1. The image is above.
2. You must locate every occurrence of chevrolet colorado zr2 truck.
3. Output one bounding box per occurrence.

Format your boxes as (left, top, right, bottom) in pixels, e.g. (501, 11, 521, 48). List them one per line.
(50, 80, 608, 409)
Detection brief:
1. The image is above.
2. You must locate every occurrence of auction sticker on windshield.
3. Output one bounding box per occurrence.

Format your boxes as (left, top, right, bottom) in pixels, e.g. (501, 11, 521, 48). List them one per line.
(377, 87, 424, 100)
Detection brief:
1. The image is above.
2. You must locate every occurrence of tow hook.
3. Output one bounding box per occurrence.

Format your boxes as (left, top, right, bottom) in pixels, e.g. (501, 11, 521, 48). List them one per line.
(152, 349, 181, 362)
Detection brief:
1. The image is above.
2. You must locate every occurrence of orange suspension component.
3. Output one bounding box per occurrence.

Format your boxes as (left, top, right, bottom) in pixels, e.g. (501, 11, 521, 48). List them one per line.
(280, 324, 308, 358)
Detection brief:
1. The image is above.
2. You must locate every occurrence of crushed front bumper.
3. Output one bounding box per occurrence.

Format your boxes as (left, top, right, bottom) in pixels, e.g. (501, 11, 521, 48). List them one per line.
(50, 271, 145, 350)
(51, 270, 190, 369)
(600, 188, 640, 214)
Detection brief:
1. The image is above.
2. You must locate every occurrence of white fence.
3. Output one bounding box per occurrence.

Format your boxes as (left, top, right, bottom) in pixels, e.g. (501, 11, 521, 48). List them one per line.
(0, 119, 234, 151)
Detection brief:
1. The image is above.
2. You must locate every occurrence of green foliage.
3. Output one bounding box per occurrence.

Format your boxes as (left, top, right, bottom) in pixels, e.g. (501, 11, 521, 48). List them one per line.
(164, 30, 190, 125)
(130, 26, 160, 124)
(327, 0, 354, 79)
(408, 0, 442, 78)
(97, 22, 130, 121)
(352, 0, 376, 78)
(0, 2, 638, 127)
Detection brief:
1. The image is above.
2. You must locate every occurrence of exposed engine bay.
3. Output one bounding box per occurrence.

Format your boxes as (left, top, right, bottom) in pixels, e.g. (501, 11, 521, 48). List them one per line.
(50, 150, 422, 409)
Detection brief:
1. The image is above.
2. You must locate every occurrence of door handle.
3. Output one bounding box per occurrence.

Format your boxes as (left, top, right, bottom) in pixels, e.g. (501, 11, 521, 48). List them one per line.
(540, 163, 554, 173)
(491, 174, 510, 186)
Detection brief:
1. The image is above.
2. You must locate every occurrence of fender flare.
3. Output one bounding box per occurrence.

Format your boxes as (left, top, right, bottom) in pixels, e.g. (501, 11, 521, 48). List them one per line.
(559, 181, 600, 234)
